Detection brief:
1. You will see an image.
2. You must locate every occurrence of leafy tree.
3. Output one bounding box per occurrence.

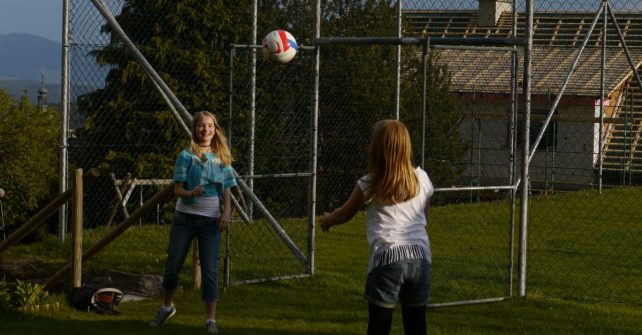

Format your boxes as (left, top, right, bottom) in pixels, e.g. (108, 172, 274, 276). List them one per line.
(401, 53, 467, 190)
(317, 1, 399, 200)
(0, 91, 59, 227)
(315, 0, 466, 209)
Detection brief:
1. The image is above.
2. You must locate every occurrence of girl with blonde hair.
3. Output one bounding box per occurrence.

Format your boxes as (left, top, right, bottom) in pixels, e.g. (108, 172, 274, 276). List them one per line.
(320, 119, 434, 335)
(150, 111, 236, 334)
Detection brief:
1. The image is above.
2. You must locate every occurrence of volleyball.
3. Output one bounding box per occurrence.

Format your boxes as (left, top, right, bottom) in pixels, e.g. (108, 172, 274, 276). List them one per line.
(261, 30, 298, 64)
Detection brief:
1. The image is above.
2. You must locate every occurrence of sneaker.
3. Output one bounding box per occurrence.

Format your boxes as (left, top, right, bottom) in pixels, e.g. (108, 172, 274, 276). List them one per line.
(148, 305, 176, 326)
(205, 320, 219, 334)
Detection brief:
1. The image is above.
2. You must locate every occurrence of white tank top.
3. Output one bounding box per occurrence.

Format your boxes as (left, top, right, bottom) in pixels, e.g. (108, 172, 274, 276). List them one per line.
(176, 195, 220, 218)
(357, 167, 434, 272)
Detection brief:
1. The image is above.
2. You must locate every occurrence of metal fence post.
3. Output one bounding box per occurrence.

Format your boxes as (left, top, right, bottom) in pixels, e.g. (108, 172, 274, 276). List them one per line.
(59, 0, 70, 243)
(518, 0, 534, 297)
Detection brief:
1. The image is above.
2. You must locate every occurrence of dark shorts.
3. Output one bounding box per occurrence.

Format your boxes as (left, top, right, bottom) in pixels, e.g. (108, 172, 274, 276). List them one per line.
(364, 258, 431, 308)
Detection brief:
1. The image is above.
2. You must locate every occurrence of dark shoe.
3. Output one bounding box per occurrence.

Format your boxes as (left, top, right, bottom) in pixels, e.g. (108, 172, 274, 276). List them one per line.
(148, 305, 176, 326)
(205, 320, 219, 333)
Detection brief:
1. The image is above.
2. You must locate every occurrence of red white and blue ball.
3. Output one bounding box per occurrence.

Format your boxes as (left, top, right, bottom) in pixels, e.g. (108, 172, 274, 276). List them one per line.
(262, 30, 298, 64)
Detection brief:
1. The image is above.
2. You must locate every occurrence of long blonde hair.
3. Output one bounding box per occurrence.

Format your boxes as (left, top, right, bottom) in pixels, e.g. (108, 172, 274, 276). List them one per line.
(189, 111, 233, 166)
(367, 119, 418, 204)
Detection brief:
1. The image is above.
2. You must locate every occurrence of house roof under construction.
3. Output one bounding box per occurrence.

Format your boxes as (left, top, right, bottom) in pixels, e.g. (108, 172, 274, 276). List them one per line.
(404, 10, 642, 97)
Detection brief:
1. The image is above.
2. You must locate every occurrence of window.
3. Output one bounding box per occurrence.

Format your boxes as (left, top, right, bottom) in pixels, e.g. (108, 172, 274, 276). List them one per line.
(508, 109, 557, 151)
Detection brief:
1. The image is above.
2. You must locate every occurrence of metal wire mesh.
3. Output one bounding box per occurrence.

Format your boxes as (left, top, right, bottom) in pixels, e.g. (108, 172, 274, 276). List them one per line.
(69, 0, 178, 231)
(67, 0, 314, 286)
(404, 0, 642, 304)
(64, 0, 642, 304)
(227, 45, 315, 284)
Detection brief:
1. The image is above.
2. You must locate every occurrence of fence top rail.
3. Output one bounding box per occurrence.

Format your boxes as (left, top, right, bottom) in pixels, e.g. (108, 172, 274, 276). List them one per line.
(113, 179, 173, 186)
(315, 36, 527, 47)
(231, 43, 316, 50)
(436, 185, 517, 193)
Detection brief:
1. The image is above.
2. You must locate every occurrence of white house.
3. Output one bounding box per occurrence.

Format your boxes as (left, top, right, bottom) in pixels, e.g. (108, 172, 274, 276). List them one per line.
(405, 2, 642, 190)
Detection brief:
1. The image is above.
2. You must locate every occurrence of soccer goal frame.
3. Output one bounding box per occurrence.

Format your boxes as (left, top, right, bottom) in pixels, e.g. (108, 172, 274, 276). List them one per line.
(312, 0, 533, 307)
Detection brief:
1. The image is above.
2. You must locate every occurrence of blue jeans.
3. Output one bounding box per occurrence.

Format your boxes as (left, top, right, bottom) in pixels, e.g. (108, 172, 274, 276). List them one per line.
(364, 258, 431, 308)
(163, 210, 221, 302)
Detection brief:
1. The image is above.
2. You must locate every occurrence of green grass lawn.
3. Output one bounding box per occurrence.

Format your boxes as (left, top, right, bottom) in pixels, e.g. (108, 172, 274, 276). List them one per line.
(1, 188, 641, 334)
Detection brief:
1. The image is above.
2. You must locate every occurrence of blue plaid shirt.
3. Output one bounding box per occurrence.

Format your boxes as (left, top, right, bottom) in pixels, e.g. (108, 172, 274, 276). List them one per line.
(173, 149, 237, 204)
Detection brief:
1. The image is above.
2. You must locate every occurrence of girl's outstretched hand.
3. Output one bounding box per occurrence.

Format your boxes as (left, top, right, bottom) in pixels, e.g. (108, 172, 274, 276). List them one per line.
(319, 184, 363, 233)
(319, 212, 333, 232)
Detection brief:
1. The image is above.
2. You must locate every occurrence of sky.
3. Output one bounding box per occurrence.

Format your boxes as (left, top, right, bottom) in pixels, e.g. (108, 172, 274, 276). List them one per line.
(0, 0, 62, 42)
(0, 0, 641, 44)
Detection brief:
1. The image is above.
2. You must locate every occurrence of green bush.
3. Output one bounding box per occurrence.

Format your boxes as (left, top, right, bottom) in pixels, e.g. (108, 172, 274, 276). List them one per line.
(0, 92, 59, 227)
(0, 281, 11, 312)
(10, 280, 49, 309)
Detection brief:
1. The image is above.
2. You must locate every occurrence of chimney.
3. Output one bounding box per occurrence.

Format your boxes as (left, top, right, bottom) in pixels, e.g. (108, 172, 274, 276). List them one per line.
(478, 0, 512, 27)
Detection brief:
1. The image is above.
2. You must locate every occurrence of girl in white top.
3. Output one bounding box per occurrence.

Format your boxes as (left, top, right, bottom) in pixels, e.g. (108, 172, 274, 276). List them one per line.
(320, 119, 433, 335)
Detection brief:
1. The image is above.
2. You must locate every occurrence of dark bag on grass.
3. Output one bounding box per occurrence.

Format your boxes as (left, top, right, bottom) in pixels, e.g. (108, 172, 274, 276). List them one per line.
(72, 286, 123, 314)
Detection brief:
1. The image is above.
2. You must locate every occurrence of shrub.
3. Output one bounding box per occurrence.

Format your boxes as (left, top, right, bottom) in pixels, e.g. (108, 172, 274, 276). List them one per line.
(0, 281, 11, 312)
(11, 280, 49, 309)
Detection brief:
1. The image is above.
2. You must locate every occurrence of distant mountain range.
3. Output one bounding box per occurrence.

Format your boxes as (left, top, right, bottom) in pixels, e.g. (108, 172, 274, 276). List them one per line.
(0, 33, 106, 104)
(0, 33, 60, 82)
(0, 33, 60, 103)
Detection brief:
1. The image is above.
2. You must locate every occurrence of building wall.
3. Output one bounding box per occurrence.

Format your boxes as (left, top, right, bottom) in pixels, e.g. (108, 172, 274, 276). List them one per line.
(460, 101, 597, 190)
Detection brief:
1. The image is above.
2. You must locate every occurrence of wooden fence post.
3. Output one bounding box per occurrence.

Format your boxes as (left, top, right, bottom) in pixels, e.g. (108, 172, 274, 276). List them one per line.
(44, 183, 174, 289)
(0, 168, 99, 255)
(72, 169, 83, 288)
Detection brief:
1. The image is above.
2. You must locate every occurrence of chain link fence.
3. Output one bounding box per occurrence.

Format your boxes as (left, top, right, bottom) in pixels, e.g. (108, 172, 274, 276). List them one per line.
(67, 0, 316, 286)
(64, 0, 641, 304)
(226, 45, 316, 284)
(402, 0, 642, 304)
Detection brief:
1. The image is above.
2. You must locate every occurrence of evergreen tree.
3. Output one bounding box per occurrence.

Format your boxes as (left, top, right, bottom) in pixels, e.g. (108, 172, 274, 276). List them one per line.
(74, 0, 253, 178)
(71, 0, 466, 219)
(72, 1, 256, 224)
